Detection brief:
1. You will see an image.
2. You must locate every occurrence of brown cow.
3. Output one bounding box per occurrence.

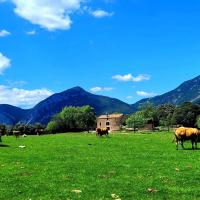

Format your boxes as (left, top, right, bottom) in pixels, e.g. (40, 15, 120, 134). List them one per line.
(35, 129, 44, 136)
(96, 128, 109, 137)
(174, 127, 200, 150)
(13, 130, 21, 138)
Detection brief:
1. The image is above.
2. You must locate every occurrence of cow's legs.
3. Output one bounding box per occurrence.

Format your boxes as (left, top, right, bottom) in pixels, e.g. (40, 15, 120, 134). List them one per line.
(181, 140, 185, 149)
(176, 141, 179, 150)
(191, 140, 195, 150)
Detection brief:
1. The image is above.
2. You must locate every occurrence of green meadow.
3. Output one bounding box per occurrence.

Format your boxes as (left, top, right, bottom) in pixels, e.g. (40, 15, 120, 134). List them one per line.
(1, 132, 200, 200)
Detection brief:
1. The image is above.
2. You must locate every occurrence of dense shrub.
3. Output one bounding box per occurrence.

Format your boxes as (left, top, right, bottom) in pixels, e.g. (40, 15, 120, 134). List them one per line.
(46, 106, 96, 133)
(171, 102, 200, 127)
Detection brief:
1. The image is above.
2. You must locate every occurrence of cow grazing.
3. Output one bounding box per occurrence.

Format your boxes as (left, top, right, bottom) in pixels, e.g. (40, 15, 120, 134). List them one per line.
(13, 130, 21, 138)
(174, 127, 200, 150)
(35, 129, 44, 136)
(96, 128, 109, 137)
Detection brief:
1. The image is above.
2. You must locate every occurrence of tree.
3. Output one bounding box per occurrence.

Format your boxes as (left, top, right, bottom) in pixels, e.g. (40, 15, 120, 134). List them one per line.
(196, 116, 200, 129)
(46, 120, 61, 134)
(172, 102, 200, 127)
(139, 103, 159, 127)
(46, 106, 96, 133)
(157, 104, 175, 131)
(126, 103, 159, 131)
(79, 106, 96, 132)
(0, 124, 4, 142)
(126, 111, 145, 131)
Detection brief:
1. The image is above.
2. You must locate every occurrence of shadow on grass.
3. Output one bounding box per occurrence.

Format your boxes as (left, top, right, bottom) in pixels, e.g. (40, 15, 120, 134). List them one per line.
(0, 144, 9, 147)
(184, 148, 200, 151)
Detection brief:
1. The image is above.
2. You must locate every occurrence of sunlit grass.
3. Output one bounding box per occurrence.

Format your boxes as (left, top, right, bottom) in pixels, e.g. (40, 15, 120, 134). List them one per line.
(0, 132, 200, 200)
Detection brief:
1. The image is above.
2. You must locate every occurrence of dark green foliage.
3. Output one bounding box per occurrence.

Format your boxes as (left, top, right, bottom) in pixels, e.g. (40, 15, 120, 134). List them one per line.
(126, 111, 145, 130)
(172, 102, 200, 127)
(46, 120, 61, 134)
(196, 116, 200, 128)
(139, 103, 159, 126)
(126, 103, 159, 130)
(12, 123, 34, 135)
(157, 104, 175, 130)
(129, 102, 200, 129)
(0, 124, 6, 135)
(11, 123, 46, 135)
(46, 106, 96, 133)
(0, 124, 5, 142)
(34, 123, 44, 130)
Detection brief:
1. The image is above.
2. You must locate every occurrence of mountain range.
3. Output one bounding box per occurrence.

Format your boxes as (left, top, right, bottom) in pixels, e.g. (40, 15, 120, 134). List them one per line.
(131, 75, 200, 110)
(0, 75, 200, 125)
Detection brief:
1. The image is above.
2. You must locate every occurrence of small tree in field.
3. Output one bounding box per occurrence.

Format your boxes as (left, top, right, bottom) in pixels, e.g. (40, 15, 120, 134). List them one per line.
(126, 111, 145, 131)
(139, 103, 159, 127)
(46, 120, 61, 134)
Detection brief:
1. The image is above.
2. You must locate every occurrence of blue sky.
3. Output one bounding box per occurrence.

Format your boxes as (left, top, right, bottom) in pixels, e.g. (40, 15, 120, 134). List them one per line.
(0, 0, 200, 108)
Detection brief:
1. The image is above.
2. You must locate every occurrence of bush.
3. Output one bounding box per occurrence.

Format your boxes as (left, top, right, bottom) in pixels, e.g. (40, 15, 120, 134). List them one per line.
(46, 106, 96, 133)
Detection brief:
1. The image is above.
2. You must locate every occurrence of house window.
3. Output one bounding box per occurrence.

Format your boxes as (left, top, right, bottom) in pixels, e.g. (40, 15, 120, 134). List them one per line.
(106, 122, 110, 125)
(99, 122, 101, 127)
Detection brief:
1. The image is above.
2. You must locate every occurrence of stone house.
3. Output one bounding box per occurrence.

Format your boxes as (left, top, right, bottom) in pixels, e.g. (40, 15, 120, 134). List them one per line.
(97, 114, 125, 131)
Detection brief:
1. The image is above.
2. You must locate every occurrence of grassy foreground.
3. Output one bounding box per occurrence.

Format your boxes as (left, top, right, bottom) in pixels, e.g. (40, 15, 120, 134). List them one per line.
(0, 132, 200, 200)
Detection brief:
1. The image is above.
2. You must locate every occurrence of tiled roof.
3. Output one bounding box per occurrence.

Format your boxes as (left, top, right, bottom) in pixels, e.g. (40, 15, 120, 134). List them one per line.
(98, 114, 124, 119)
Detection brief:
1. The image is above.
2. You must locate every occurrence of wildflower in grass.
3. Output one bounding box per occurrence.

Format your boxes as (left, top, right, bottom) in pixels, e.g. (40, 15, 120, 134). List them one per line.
(71, 189, 82, 194)
(147, 188, 158, 193)
(111, 193, 121, 199)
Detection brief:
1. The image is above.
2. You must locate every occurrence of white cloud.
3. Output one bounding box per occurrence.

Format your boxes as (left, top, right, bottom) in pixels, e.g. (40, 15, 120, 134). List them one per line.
(132, 74, 151, 82)
(11, 0, 83, 31)
(26, 30, 36, 35)
(112, 73, 150, 82)
(90, 9, 114, 18)
(0, 53, 11, 74)
(136, 91, 157, 97)
(112, 74, 133, 81)
(0, 29, 11, 37)
(0, 85, 53, 108)
(90, 87, 113, 93)
(126, 96, 133, 99)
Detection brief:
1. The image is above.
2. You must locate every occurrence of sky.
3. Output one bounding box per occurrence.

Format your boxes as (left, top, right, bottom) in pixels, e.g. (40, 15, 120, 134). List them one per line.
(0, 0, 200, 109)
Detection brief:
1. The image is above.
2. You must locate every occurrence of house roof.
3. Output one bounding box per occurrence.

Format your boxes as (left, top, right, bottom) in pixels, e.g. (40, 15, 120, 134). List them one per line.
(98, 114, 124, 119)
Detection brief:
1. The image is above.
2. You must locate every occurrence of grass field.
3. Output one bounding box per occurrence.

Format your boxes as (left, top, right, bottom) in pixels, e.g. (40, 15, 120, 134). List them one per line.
(1, 132, 200, 200)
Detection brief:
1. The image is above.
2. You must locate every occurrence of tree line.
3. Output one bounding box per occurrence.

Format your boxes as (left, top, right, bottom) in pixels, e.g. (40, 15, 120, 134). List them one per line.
(126, 102, 200, 130)
(0, 123, 45, 136)
(0, 102, 200, 137)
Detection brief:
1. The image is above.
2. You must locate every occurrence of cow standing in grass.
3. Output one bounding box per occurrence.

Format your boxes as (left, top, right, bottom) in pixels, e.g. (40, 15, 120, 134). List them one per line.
(13, 130, 21, 138)
(174, 127, 200, 150)
(35, 129, 44, 136)
(96, 128, 109, 137)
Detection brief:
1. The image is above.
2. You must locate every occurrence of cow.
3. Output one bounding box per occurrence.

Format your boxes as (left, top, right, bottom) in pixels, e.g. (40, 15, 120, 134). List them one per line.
(13, 130, 21, 138)
(174, 127, 200, 150)
(35, 129, 44, 136)
(96, 128, 109, 137)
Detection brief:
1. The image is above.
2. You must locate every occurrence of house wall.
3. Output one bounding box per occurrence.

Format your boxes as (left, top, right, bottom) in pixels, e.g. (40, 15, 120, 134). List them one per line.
(97, 117, 123, 131)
